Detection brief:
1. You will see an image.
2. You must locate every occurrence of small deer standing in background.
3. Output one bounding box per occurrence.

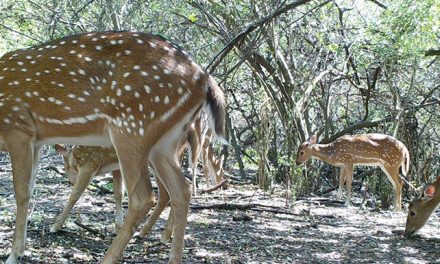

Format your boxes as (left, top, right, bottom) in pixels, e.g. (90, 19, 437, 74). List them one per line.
(296, 133, 410, 211)
(405, 176, 440, 236)
(0, 31, 226, 264)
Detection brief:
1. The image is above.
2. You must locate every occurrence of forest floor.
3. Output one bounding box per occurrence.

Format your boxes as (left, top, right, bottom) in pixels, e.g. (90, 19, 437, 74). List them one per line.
(1, 159, 440, 264)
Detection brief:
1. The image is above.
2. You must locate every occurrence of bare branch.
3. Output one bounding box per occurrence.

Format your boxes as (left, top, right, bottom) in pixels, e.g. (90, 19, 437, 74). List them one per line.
(367, 0, 387, 9)
(200, 0, 330, 72)
(425, 49, 440, 56)
(0, 24, 43, 43)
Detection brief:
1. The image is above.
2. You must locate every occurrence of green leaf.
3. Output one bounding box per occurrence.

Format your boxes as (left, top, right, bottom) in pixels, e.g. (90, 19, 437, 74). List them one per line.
(188, 14, 197, 23)
(328, 43, 338, 52)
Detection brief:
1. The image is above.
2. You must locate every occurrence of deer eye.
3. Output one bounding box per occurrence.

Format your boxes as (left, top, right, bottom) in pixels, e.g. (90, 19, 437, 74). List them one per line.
(300, 151, 305, 155)
(410, 211, 416, 217)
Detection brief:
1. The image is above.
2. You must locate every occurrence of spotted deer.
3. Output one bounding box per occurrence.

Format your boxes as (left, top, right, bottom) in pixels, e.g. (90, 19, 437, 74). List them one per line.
(0, 31, 226, 264)
(52, 144, 124, 233)
(140, 124, 225, 239)
(405, 176, 440, 236)
(296, 133, 410, 211)
(52, 119, 224, 236)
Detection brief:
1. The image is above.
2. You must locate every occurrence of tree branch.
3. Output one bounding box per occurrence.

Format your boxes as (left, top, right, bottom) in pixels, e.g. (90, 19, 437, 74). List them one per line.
(322, 116, 393, 143)
(0, 24, 43, 43)
(425, 49, 440, 56)
(201, 0, 324, 72)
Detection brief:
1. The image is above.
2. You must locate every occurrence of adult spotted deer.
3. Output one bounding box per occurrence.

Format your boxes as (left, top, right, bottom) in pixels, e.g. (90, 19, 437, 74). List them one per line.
(0, 31, 226, 264)
(296, 133, 409, 211)
(405, 176, 440, 236)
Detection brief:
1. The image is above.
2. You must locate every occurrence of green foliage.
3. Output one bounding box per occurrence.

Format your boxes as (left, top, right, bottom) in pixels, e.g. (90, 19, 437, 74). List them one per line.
(105, 182, 114, 191)
(0, 0, 438, 201)
(188, 13, 197, 23)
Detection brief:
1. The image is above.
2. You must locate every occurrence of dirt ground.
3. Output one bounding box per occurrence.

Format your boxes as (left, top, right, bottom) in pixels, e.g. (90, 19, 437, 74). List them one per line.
(1, 158, 440, 264)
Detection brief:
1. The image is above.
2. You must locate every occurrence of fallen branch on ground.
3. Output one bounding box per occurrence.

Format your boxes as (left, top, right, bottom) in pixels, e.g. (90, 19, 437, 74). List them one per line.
(40, 165, 65, 176)
(199, 180, 228, 194)
(90, 183, 113, 195)
(74, 220, 106, 238)
(190, 202, 300, 215)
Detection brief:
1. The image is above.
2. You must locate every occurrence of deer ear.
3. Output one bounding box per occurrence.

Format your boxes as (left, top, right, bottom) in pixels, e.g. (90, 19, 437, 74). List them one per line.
(54, 144, 67, 155)
(309, 134, 317, 145)
(423, 185, 436, 201)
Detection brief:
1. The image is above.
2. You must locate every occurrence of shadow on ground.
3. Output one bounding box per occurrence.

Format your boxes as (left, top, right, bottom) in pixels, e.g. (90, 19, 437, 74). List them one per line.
(1, 166, 439, 264)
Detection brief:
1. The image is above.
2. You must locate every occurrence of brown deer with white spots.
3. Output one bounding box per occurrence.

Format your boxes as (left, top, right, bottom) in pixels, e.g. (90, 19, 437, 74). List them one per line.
(296, 133, 409, 211)
(0, 31, 226, 264)
(405, 176, 440, 237)
(51, 120, 224, 237)
(51, 144, 124, 233)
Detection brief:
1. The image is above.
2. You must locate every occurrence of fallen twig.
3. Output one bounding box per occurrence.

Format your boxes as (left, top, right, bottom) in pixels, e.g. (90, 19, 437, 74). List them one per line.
(190, 202, 301, 215)
(73, 220, 106, 238)
(199, 180, 228, 194)
(190, 203, 254, 210)
(40, 165, 65, 176)
(90, 183, 113, 195)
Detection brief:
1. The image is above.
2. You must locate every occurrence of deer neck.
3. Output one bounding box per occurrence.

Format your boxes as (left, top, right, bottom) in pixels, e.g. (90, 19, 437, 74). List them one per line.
(310, 144, 337, 164)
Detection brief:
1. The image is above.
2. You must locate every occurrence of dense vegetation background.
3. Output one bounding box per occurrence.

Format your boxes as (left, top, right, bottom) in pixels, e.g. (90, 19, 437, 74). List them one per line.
(1, 0, 439, 208)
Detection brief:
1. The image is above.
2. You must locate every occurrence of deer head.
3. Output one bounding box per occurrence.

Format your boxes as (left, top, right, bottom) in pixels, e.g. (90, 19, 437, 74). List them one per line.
(296, 134, 317, 165)
(405, 180, 439, 237)
(55, 144, 79, 185)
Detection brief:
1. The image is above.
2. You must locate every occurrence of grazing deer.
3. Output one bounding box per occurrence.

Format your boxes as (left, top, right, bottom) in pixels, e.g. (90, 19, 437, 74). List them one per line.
(52, 144, 124, 233)
(177, 114, 202, 195)
(139, 126, 224, 239)
(0, 31, 226, 264)
(296, 133, 410, 211)
(201, 129, 225, 188)
(52, 122, 224, 235)
(405, 176, 440, 236)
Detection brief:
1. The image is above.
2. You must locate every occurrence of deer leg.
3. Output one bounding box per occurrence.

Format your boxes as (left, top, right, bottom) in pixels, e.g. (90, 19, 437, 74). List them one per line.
(112, 170, 124, 233)
(189, 145, 197, 196)
(191, 167, 197, 196)
(51, 167, 96, 232)
(336, 167, 345, 200)
(150, 150, 191, 264)
(138, 177, 170, 239)
(344, 165, 354, 206)
(188, 129, 200, 196)
(161, 205, 174, 243)
(102, 134, 154, 263)
(202, 146, 211, 189)
(394, 175, 403, 212)
(383, 166, 402, 212)
(5, 136, 40, 264)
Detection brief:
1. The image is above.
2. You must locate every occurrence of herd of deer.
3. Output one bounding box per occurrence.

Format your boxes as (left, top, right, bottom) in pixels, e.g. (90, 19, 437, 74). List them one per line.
(0, 31, 437, 263)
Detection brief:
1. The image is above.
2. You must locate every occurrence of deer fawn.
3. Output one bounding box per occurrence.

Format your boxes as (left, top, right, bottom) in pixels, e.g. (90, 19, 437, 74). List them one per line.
(52, 120, 224, 238)
(52, 144, 124, 233)
(296, 133, 410, 211)
(405, 176, 440, 236)
(0, 31, 226, 264)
